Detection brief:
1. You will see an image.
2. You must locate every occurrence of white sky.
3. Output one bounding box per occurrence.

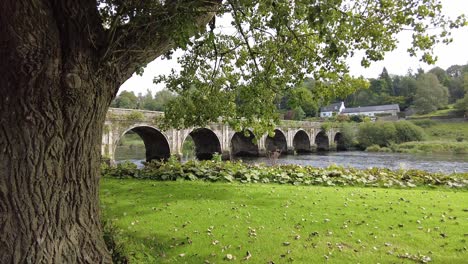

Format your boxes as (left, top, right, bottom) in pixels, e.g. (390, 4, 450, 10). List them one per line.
(119, 0, 468, 95)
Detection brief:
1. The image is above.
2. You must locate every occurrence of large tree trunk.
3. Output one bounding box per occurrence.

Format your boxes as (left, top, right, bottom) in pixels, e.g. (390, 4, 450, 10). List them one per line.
(0, 0, 219, 262)
(0, 85, 112, 263)
(0, 1, 114, 262)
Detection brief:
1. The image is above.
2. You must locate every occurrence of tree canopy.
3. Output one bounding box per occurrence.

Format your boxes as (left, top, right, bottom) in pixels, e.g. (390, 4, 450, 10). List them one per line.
(98, 0, 466, 132)
(329, 63, 467, 115)
(137, 0, 463, 134)
(413, 73, 449, 114)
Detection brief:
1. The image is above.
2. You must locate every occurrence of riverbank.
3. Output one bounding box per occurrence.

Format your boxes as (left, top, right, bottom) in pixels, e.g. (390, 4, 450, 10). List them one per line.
(102, 158, 467, 189)
(101, 178, 468, 263)
(411, 119, 467, 142)
(365, 141, 468, 154)
(364, 120, 468, 155)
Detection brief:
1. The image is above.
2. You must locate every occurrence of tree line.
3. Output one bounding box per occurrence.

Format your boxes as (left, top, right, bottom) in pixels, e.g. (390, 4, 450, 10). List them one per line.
(275, 63, 468, 119)
(111, 89, 175, 111)
(345, 64, 468, 115)
(114, 63, 468, 119)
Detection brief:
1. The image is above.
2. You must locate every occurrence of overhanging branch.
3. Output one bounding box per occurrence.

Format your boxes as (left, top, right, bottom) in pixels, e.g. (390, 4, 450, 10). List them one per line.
(101, 0, 222, 83)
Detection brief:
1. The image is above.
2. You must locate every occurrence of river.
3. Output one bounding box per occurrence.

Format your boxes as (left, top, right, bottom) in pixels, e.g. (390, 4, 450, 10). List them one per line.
(115, 146, 468, 173)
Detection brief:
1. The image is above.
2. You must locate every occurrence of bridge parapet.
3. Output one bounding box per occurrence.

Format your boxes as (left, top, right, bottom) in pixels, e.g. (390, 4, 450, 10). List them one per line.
(106, 108, 164, 122)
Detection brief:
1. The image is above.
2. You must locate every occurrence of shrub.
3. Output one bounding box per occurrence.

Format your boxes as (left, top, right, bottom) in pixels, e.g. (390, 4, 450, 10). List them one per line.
(337, 123, 356, 150)
(365, 144, 381, 152)
(320, 122, 332, 132)
(394, 121, 426, 143)
(125, 111, 145, 121)
(350, 115, 364, 123)
(357, 122, 396, 149)
(212, 152, 223, 162)
(380, 147, 392, 152)
(358, 121, 426, 149)
(411, 119, 436, 128)
(102, 161, 138, 178)
(336, 114, 350, 122)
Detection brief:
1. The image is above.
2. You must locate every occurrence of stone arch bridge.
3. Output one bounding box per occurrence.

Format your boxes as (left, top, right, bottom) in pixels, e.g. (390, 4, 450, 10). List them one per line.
(102, 108, 343, 163)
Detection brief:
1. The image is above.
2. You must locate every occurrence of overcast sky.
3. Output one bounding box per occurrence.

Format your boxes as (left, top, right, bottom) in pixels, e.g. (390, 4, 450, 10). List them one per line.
(119, 0, 468, 95)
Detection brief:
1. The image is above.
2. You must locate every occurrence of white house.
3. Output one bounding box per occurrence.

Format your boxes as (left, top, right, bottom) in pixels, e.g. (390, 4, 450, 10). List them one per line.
(320, 102, 345, 117)
(341, 104, 400, 117)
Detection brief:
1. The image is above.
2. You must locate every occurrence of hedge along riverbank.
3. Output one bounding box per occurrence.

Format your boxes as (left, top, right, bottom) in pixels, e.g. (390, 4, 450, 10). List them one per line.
(101, 157, 468, 189)
(365, 141, 468, 154)
(357, 121, 426, 149)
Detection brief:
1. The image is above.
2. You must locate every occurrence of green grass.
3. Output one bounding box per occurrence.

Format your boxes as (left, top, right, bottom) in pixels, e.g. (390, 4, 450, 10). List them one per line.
(410, 104, 462, 119)
(101, 179, 468, 263)
(421, 121, 468, 142)
(394, 141, 468, 154)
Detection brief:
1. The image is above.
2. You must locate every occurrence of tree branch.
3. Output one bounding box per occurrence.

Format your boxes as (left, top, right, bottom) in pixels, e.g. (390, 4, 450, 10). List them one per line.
(102, 0, 222, 84)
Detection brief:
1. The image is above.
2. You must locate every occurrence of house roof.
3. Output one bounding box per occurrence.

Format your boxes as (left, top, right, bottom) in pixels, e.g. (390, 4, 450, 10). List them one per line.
(342, 104, 400, 114)
(320, 102, 343, 112)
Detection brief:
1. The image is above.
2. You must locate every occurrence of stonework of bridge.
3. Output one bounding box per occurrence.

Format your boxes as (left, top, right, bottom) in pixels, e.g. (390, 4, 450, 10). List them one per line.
(102, 108, 343, 163)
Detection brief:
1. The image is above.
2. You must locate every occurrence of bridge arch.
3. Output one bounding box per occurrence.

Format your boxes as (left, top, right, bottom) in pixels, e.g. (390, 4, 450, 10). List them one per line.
(293, 130, 311, 153)
(315, 131, 329, 151)
(117, 126, 170, 161)
(184, 128, 222, 160)
(265, 129, 288, 154)
(333, 132, 347, 150)
(230, 130, 259, 157)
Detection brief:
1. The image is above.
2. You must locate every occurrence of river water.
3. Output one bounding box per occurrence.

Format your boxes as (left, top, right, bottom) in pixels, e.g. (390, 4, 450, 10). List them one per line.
(237, 151, 468, 174)
(115, 145, 468, 173)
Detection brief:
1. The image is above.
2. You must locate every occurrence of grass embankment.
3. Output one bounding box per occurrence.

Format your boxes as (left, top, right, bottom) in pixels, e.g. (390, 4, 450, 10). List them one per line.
(366, 120, 468, 154)
(416, 120, 468, 142)
(393, 141, 468, 155)
(408, 104, 463, 119)
(405, 120, 467, 154)
(101, 179, 468, 263)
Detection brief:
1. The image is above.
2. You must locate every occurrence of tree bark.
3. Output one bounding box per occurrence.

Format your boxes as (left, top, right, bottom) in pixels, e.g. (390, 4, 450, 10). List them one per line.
(0, 0, 219, 262)
(0, 0, 113, 262)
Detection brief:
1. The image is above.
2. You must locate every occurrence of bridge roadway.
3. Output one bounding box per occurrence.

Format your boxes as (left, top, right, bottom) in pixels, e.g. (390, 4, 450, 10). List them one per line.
(102, 108, 343, 163)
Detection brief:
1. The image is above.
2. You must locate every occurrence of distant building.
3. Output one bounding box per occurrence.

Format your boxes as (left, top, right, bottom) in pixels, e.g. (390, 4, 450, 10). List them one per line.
(342, 104, 400, 117)
(320, 102, 345, 117)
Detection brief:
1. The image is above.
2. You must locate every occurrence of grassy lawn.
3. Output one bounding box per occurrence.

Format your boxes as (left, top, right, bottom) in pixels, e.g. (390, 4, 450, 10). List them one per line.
(101, 179, 468, 263)
(410, 105, 462, 119)
(422, 121, 468, 142)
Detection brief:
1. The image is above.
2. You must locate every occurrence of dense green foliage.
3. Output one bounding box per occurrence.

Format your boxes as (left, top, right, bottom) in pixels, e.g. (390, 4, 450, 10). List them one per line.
(355, 119, 468, 154)
(102, 158, 466, 189)
(413, 73, 449, 114)
(357, 121, 426, 149)
(100, 179, 468, 263)
(333, 64, 468, 116)
(112, 91, 139, 109)
(454, 72, 468, 114)
(111, 89, 176, 111)
(337, 123, 356, 150)
(182, 136, 196, 158)
(135, 0, 467, 135)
